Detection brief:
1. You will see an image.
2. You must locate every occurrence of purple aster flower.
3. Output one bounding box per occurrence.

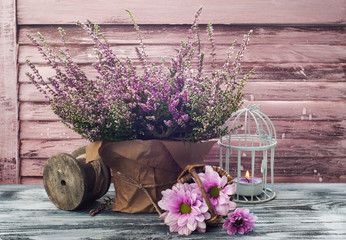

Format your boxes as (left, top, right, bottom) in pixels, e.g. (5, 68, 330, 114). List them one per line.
(197, 165, 237, 216)
(223, 208, 258, 235)
(158, 183, 211, 236)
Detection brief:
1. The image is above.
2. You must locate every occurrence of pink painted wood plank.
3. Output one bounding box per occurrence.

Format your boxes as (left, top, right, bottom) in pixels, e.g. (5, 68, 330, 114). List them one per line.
(243, 82, 346, 101)
(19, 120, 346, 141)
(18, 63, 346, 83)
(275, 120, 346, 140)
(17, 0, 346, 25)
(19, 81, 346, 102)
(19, 137, 346, 160)
(20, 102, 56, 121)
(18, 25, 346, 45)
(206, 139, 346, 159)
(21, 177, 43, 184)
(0, 0, 19, 184)
(20, 121, 81, 140)
(21, 159, 46, 176)
(245, 63, 346, 82)
(19, 101, 346, 121)
(19, 44, 346, 64)
(20, 139, 90, 159)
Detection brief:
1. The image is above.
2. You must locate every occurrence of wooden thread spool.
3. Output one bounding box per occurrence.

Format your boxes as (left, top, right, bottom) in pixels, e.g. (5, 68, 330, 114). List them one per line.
(43, 146, 111, 210)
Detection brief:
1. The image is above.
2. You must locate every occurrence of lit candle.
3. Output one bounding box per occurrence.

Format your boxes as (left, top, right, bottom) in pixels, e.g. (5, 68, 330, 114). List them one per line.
(234, 170, 263, 196)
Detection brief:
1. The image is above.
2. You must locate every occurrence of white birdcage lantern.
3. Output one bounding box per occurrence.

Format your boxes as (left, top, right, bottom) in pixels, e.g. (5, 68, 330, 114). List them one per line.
(218, 101, 276, 203)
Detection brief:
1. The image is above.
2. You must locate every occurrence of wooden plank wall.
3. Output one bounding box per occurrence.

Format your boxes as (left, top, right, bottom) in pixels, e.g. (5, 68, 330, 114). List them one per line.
(6, 0, 346, 183)
(0, 0, 19, 183)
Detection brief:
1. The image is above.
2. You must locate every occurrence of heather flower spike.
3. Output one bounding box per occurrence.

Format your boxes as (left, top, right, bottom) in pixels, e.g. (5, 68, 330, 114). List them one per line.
(58, 27, 66, 45)
(126, 9, 148, 66)
(223, 208, 258, 235)
(26, 7, 253, 143)
(207, 22, 216, 73)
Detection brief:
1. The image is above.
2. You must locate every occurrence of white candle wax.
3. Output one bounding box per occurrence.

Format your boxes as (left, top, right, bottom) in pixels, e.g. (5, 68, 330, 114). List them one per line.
(234, 177, 263, 196)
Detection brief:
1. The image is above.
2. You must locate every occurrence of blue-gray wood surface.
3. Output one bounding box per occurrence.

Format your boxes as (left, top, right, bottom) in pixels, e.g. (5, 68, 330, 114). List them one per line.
(1, 184, 346, 239)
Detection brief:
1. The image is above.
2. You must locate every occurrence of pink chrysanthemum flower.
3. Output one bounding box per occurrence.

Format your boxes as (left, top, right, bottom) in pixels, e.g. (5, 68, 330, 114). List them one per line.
(158, 182, 211, 236)
(197, 165, 237, 216)
(223, 208, 258, 235)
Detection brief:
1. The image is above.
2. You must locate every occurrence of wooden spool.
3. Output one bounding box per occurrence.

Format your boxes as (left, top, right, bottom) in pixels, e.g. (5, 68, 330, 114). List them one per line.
(43, 146, 111, 210)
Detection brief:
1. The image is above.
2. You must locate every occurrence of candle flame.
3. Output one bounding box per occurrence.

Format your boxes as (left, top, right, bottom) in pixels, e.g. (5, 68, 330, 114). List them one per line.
(245, 170, 250, 178)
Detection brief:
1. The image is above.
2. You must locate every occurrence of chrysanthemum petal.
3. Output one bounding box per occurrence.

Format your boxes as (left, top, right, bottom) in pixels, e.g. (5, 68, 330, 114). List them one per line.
(177, 214, 189, 226)
(159, 211, 168, 220)
(220, 175, 228, 187)
(228, 201, 237, 211)
(197, 221, 206, 232)
(165, 212, 179, 225)
(223, 184, 237, 195)
(187, 216, 197, 231)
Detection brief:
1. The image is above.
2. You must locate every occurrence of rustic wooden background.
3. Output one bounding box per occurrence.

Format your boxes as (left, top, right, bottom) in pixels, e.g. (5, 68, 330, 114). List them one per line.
(1, 0, 345, 184)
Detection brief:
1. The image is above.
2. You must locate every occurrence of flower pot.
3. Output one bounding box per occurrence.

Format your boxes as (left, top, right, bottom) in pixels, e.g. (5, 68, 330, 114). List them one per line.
(86, 140, 216, 213)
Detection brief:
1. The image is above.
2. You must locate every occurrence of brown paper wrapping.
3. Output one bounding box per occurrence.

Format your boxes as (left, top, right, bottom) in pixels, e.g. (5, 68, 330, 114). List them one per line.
(86, 139, 216, 213)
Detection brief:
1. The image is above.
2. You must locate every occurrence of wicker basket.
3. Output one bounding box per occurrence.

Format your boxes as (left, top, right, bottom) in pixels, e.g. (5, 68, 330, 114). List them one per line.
(177, 164, 234, 227)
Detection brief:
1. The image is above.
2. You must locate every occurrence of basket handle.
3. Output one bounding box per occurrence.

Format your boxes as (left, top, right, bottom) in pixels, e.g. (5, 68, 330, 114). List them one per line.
(185, 165, 217, 221)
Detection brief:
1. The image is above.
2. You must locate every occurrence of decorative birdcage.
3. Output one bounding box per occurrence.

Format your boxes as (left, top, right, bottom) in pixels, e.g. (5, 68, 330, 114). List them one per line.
(218, 101, 276, 203)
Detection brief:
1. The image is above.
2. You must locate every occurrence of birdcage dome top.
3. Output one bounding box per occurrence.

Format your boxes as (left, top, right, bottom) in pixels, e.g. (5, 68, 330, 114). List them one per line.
(219, 101, 277, 151)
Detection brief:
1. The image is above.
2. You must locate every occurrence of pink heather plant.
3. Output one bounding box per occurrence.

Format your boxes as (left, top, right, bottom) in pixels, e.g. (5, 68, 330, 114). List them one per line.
(26, 7, 253, 142)
(223, 208, 258, 235)
(158, 182, 211, 236)
(196, 165, 237, 215)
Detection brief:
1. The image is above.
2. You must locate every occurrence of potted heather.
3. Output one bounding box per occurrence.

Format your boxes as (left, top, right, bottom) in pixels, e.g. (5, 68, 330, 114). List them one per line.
(26, 8, 253, 214)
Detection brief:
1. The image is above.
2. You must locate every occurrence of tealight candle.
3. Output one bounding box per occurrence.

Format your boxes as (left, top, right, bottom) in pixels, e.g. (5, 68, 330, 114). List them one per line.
(234, 170, 263, 196)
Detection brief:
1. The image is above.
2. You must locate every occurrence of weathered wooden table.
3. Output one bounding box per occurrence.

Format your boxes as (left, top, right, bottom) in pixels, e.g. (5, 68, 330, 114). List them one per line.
(1, 184, 345, 239)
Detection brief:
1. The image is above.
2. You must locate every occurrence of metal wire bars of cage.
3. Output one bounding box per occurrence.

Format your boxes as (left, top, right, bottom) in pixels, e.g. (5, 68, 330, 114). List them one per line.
(218, 102, 277, 203)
